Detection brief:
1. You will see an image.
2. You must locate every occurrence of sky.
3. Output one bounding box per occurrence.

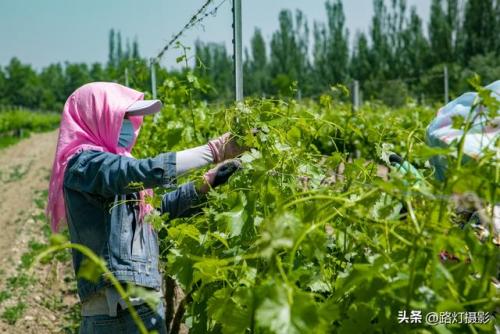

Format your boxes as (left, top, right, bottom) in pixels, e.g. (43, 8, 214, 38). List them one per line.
(0, 0, 431, 70)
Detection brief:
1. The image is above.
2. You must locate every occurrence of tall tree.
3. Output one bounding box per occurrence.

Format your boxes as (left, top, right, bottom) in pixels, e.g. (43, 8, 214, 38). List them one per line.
(428, 0, 453, 63)
(270, 9, 310, 95)
(313, 0, 349, 89)
(125, 38, 131, 60)
(450, 0, 467, 64)
(497, 0, 500, 53)
(4, 58, 41, 108)
(64, 63, 91, 98)
(370, 0, 391, 77)
(245, 28, 269, 95)
(90, 63, 106, 82)
(446, 0, 461, 59)
(132, 38, 140, 59)
(39, 63, 65, 110)
(194, 41, 233, 100)
(401, 6, 430, 78)
(385, 0, 408, 74)
(250, 28, 267, 72)
(108, 29, 116, 67)
(463, 0, 496, 63)
(0, 67, 5, 105)
(116, 31, 123, 64)
(350, 32, 371, 82)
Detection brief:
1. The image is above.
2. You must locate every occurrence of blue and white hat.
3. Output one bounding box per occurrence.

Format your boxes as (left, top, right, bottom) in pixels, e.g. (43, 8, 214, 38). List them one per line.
(126, 100, 162, 116)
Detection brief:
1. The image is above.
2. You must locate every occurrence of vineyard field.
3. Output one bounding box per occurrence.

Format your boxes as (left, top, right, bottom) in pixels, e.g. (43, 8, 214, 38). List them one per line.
(125, 79, 499, 333)
(0, 109, 60, 149)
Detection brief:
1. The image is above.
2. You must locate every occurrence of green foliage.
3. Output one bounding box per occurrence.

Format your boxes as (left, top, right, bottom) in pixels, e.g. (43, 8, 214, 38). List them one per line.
(463, 0, 497, 63)
(3, 163, 31, 183)
(19, 241, 46, 269)
(314, 1, 349, 89)
(0, 109, 60, 134)
(0, 290, 11, 303)
(77, 257, 105, 283)
(270, 9, 311, 96)
(131, 73, 498, 333)
(194, 41, 233, 100)
(0, 108, 60, 149)
(429, 0, 455, 64)
(378, 80, 410, 107)
(2, 58, 41, 109)
(7, 273, 34, 291)
(1, 1, 500, 109)
(1, 302, 26, 325)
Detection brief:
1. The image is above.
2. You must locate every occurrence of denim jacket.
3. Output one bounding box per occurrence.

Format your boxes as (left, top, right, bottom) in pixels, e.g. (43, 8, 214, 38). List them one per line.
(63, 149, 202, 302)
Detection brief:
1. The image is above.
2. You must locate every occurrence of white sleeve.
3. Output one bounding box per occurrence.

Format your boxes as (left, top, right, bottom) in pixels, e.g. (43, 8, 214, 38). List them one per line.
(176, 144, 214, 176)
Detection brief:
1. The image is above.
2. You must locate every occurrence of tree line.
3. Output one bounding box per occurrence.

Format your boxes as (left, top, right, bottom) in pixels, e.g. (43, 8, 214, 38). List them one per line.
(0, 0, 499, 111)
(0, 29, 147, 112)
(196, 0, 500, 105)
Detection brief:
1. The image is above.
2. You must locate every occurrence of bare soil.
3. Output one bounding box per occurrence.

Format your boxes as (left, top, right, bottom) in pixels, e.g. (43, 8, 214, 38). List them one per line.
(0, 130, 187, 334)
(0, 130, 79, 333)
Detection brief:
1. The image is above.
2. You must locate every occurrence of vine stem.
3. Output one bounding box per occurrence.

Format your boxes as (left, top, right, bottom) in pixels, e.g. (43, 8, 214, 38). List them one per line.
(283, 195, 349, 209)
(287, 188, 378, 274)
(32, 242, 150, 334)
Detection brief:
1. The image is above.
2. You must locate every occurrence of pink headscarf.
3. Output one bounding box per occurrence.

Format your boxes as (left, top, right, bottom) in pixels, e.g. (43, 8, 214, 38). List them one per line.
(47, 82, 153, 233)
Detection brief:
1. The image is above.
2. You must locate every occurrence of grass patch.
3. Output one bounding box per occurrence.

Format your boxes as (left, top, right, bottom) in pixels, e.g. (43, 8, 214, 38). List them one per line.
(34, 197, 46, 210)
(42, 224, 52, 239)
(28, 240, 46, 253)
(4, 162, 32, 183)
(41, 294, 64, 312)
(62, 302, 81, 333)
(34, 189, 48, 209)
(1, 302, 26, 325)
(33, 212, 46, 222)
(20, 253, 34, 269)
(19, 241, 47, 269)
(55, 248, 72, 262)
(0, 135, 24, 149)
(0, 290, 11, 303)
(33, 189, 51, 238)
(7, 273, 35, 290)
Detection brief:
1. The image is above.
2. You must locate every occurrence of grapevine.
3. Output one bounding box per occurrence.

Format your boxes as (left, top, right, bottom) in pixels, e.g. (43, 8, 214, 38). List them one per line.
(132, 75, 499, 333)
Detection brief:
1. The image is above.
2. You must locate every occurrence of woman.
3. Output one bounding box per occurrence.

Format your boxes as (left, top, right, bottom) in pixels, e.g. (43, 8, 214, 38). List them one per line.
(426, 80, 499, 181)
(425, 80, 499, 244)
(46, 82, 245, 333)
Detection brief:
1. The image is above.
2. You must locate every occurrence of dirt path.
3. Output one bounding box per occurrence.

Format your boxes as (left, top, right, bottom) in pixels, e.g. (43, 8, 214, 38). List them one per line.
(0, 130, 80, 333)
(0, 130, 58, 257)
(0, 130, 187, 333)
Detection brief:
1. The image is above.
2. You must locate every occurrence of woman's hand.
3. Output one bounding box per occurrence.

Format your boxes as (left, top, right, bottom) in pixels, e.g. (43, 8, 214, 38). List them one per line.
(196, 159, 242, 194)
(207, 133, 248, 163)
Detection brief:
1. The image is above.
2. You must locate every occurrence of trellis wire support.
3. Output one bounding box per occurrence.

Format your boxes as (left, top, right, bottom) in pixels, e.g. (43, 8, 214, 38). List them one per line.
(232, 0, 243, 102)
(444, 65, 449, 104)
(352, 80, 360, 111)
(150, 58, 157, 99)
(125, 68, 129, 87)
